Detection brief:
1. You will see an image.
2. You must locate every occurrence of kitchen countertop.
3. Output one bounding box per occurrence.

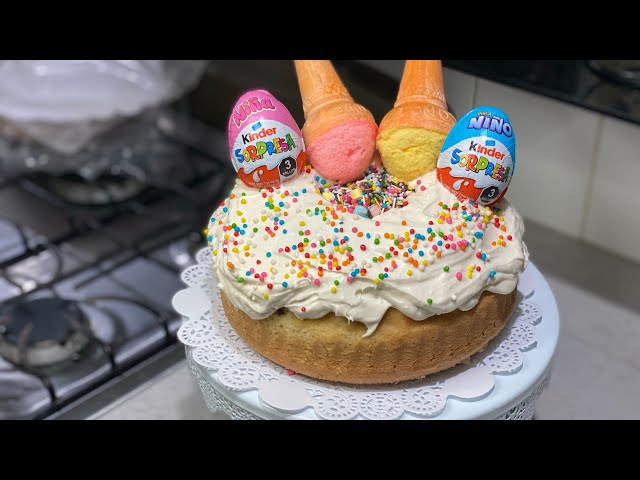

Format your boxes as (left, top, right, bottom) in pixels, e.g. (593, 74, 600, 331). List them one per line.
(94, 362, 220, 420)
(94, 219, 640, 420)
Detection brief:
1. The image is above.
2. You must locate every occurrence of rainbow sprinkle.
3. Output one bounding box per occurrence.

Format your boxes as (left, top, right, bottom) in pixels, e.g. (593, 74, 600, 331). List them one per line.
(315, 165, 414, 218)
(209, 165, 515, 304)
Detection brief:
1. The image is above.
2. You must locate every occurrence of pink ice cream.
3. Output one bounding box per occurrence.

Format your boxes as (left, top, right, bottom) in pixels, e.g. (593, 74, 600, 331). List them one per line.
(306, 121, 377, 184)
(294, 60, 378, 185)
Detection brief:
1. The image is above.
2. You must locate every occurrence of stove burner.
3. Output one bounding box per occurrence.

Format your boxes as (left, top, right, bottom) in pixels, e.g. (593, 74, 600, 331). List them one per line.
(0, 298, 91, 368)
(38, 173, 146, 206)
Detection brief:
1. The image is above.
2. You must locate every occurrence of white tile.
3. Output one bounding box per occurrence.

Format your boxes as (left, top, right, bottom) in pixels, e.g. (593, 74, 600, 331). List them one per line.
(584, 117, 640, 263)
(442, 68, 476, 120)
(475, 79, 600, 238)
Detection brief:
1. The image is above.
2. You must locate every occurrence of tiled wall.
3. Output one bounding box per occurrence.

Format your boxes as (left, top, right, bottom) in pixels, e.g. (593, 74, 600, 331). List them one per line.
(359, 60, 640, 264)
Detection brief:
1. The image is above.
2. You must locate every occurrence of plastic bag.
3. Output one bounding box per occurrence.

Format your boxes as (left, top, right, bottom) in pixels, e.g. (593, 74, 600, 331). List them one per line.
(0, 60, 208, 155)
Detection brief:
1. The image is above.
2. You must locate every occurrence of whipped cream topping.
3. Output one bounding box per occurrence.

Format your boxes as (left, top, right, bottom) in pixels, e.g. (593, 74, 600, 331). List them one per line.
(207, 168, 528, 336)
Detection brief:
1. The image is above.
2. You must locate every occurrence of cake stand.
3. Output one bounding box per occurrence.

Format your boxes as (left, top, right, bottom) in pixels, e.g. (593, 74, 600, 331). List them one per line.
(174, 249, 559, 420)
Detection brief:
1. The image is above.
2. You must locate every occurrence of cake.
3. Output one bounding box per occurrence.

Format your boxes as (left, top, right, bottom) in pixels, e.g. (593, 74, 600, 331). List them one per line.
(207, 164, 527, 384)
(206, 60, 528, 385)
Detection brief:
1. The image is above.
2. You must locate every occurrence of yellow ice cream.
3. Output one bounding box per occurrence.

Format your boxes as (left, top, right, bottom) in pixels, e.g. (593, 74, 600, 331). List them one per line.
(377, 61, 455, 182)
(376, 127, 448, 181)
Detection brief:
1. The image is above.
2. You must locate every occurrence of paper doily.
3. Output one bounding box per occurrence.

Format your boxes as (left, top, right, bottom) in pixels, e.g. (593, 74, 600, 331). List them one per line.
(174, 247, 547, 420)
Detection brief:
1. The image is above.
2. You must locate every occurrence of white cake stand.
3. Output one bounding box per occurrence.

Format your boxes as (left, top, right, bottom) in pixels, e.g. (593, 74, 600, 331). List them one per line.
(174, 251, 559, 420)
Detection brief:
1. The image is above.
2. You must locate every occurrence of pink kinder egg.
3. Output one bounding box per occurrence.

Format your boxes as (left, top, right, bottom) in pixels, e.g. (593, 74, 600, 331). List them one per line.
(228, 89, 306, 189)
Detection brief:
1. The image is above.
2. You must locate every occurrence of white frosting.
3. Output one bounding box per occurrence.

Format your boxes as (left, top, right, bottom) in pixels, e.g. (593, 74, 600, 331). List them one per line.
(207, 168, 529, 336)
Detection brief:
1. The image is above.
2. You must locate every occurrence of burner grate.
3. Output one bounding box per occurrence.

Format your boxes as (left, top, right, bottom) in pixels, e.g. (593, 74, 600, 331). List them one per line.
(0, 123, 235, 418)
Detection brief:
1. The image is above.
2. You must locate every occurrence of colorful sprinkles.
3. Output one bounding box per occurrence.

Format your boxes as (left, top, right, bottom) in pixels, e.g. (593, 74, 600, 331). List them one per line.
(316, 165, 414, 218)
(209, 165, 515, 310)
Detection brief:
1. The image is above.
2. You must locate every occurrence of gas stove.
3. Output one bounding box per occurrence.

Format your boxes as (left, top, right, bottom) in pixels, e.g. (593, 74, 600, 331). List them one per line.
(0, 130, 234, 419)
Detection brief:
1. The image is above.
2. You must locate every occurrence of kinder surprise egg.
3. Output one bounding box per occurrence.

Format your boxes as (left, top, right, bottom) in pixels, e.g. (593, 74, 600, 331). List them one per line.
(228, 89, 306, 189)
(436, 106, 516, 206)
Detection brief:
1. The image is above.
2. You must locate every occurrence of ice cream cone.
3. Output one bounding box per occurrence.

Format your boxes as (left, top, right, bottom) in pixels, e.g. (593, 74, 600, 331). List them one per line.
(294, 60, 377, 184)
(377, 60, 456, 181)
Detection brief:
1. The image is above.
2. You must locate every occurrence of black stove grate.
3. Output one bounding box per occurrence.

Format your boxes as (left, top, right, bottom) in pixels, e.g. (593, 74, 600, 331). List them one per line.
(0, 131, 235, 419)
